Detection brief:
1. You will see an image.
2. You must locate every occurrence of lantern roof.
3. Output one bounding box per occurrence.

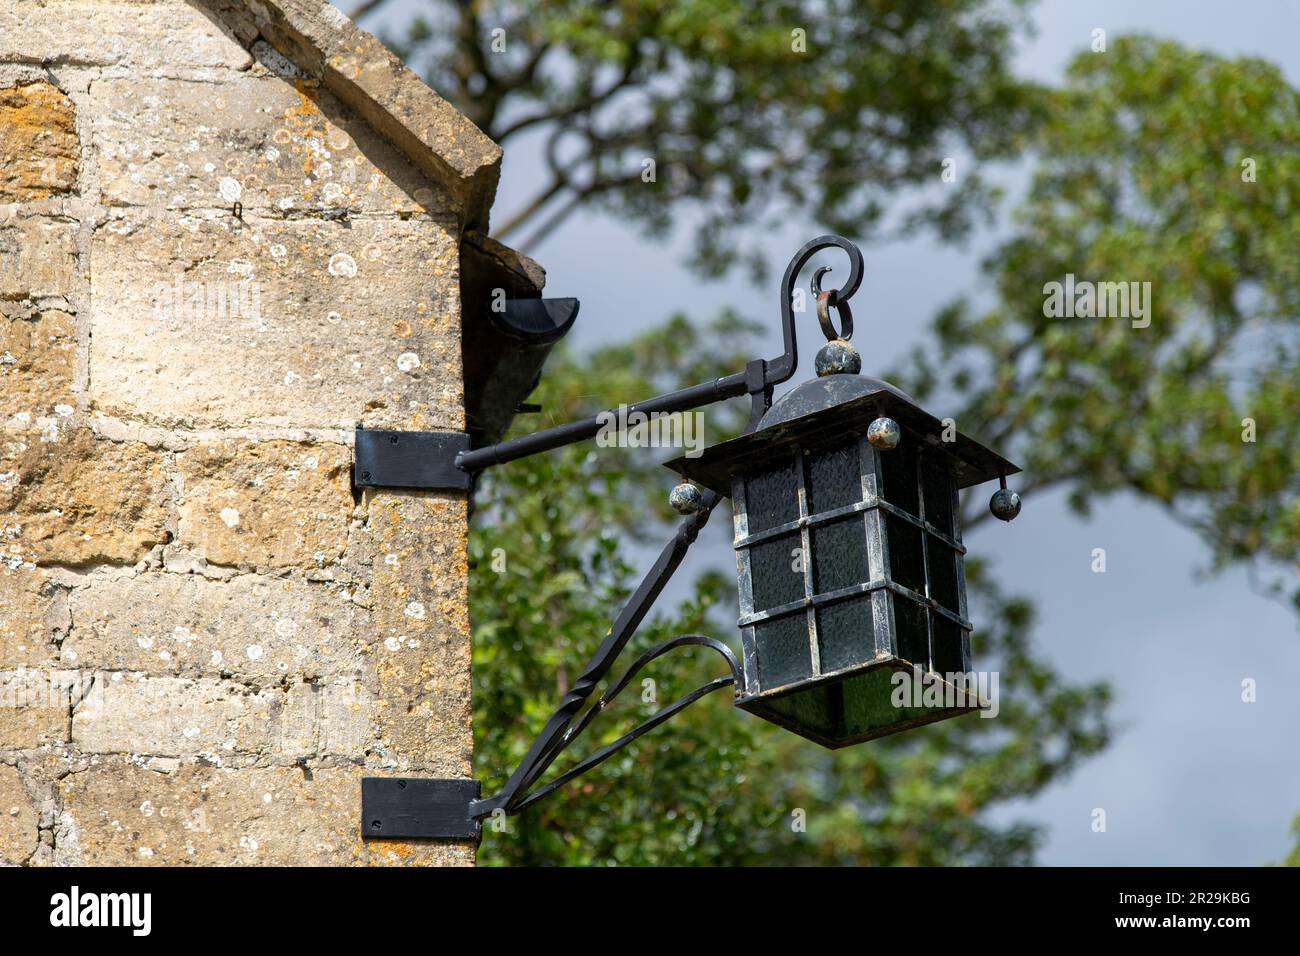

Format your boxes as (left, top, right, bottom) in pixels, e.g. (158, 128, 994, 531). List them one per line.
(665, 377, 1020, 495)
(759, 373, 916, 425)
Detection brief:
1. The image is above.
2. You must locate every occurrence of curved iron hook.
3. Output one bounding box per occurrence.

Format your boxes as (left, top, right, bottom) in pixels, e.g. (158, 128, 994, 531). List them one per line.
(560, 634, 744, 754)
(492, 635, 743, 816)
(769, 234, 864, 385)
(811, 266, 836, 302)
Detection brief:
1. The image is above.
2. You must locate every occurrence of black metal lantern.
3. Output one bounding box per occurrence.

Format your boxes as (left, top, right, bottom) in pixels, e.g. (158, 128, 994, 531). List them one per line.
(666, 363, 1017, 747)
(352, 235, 1023, 838)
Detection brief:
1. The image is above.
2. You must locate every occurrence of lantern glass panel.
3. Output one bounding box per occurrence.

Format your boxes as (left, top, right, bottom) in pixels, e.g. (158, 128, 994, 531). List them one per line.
(804, 441, 861, 513)
(745, 457, 798, 533)
(880, 441, 919, 515)
(886, 515, 925, 593)
(811, 517, 868, 594)
(931, 615, 965, 676)
(927, 538, 960, 613)
(894, 596, 930, 670)
(816, 596, 874, 673)
(754, 613, 811, 687)
(750, 535, 803, 610)
(921, 461, 955, 536)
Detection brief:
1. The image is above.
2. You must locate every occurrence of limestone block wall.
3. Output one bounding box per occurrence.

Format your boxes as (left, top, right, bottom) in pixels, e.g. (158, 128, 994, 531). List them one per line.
(0, 0, 477, 865)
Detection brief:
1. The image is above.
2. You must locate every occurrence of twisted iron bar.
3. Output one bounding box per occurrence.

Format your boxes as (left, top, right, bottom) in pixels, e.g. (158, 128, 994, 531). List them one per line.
(469, 490, 728, 819)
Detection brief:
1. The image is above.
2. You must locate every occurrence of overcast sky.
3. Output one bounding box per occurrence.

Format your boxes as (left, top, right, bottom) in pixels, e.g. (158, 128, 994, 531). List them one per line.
(361, 0, 1300, 865)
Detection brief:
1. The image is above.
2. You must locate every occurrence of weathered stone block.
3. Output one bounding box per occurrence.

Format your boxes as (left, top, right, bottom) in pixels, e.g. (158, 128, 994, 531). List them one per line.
(0, 1, 254, 71)
(72, 673, 276, 757)
(87, 213, 461, 430)
(366, 491, 471, 775)
(63, 571, 366, 681)
(0, 308, 76, 421)
(0, 214, 77, 300)
(177, 440, 352, 569)
(0, 430, 171, 566)
(0, 667, 72, 748)
(278, 679, 374, 758)
(0, 566, 65, 668)
(0, 81, 78, 201)
(226, 0, 503, 223)
(91, 76, 447, 215)
(55, 759, 474, 865)
(0, 764, 39, 864)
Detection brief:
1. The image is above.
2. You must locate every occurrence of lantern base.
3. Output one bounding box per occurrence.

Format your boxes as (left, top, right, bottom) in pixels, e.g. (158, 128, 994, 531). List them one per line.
(735, 659, 985, 749)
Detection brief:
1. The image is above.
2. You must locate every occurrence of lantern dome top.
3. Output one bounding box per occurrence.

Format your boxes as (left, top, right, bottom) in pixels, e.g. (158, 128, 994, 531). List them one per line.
(759, 372, 915, 429)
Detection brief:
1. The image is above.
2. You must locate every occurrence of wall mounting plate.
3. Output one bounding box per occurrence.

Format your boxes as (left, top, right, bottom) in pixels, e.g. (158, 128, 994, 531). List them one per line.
(361, 777, 481, 840)
(353, 429, 472, 491)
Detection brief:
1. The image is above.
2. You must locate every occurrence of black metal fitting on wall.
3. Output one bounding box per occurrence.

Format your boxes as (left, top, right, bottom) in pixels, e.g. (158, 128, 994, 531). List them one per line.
(353, 429, 472, 491)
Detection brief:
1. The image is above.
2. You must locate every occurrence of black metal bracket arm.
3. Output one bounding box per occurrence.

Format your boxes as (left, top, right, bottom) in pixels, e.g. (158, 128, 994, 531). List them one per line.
(358, 237, 865, 840)
(352, 236, 863, 494)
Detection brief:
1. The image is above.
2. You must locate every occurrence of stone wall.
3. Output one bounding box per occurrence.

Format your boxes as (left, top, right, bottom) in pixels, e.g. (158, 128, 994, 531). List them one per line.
(0, 0, 478, 865)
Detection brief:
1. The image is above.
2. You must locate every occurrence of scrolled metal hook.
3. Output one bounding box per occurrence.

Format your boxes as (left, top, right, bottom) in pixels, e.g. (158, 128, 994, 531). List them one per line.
(811, 265, 836, 303)
(770, 235, 865, 384)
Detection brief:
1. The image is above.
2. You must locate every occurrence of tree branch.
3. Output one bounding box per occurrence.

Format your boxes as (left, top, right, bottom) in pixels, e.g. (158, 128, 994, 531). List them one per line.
(495, 51, 643, 143)
(348, 0, 391, 21)
(492, 177, 570, 241)
(514, 173, 642, 251)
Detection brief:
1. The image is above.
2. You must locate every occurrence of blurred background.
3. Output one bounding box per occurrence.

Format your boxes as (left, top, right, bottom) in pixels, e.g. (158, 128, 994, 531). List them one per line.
(351, 0, 1300, 865)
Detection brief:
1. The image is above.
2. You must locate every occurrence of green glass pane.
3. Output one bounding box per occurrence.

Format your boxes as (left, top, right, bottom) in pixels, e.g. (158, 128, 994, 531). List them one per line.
(816, 596, 874, 673)
(745, 458, 798, 534)
(921, 459, 955, 536)
(811, 517, 868, 594)
(755, 613, 812, 689)
(931, 615, 965, 676)
(886, 515, 925, 593)
(758, 683, 839, 740)
(838, 668, 933, 741)
(805, 440, 861, 514)
(926, 536, 960, 613)
(749, 534, 803, 611)
(880, 440, 919, 515)
(894, 597, 930, 670)
(752, 666, 967, 747)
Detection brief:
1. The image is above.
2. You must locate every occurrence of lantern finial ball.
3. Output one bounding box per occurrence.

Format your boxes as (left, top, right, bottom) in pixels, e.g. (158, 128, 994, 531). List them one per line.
(866, 416, 901, 450)
(669, 481, 703, 514)
(990, 488, 1022, 521)
(814, 339, 861, 377)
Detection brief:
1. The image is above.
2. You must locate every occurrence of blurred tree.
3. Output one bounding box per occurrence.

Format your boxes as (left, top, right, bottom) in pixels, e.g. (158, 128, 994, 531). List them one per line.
(901, 36, 1300, 609)
(1283, 816, 1300, 866)
(357, 0, 1041, 273)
